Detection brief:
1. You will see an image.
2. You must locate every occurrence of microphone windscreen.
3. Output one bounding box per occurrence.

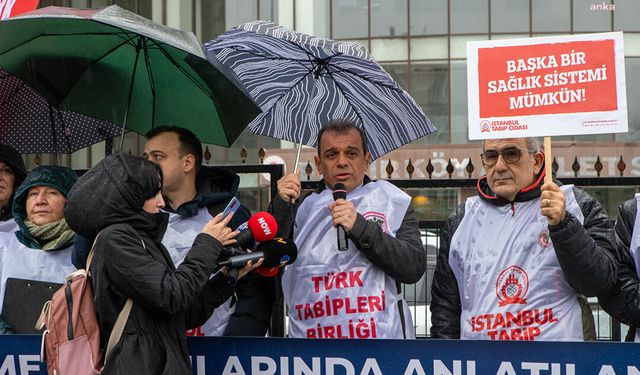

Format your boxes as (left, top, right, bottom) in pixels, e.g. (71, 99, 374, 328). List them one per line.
(247, 212, 278, 243)
(333, 183, 347, 200)
(256, 238, 298, 268)
(254, 266, 279, 277)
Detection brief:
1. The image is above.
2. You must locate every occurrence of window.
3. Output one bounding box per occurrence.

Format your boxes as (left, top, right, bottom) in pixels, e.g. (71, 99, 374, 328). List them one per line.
(410, 0, 447, 36)
(450, 0, 488, 34)
(573, 0, 611, 32)
(450, 60, 468, 144)
(532, 0, 570, 33)
(491, 0, 528, 33)
(409, 62, 449, 145)
(371, 0, 407, 37)
(332, 0, 368, 39)
(615, 58, 640, 142)
(614, 0, 640, 32)
(226, 0, 258, 29)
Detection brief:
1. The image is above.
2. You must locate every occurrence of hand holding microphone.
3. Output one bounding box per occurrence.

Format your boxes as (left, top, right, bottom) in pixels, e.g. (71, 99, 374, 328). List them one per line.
(218, 237, 298, 269)
(220, 211, 279, 285)
(223, 238, 297, 285)
(329, 183, 355, 251)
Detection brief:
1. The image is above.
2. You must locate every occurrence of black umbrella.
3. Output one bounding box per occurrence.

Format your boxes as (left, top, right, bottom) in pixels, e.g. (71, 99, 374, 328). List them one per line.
(0, 69, 121, 154)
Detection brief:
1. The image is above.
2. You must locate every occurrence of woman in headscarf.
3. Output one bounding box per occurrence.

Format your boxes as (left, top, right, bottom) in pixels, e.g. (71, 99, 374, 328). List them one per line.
(65, 153, 257, 375)
(0, 165, 78, 333)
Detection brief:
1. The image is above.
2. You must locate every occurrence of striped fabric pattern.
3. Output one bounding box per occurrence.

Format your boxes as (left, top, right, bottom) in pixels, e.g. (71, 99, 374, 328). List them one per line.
(205, 20, 437, 160)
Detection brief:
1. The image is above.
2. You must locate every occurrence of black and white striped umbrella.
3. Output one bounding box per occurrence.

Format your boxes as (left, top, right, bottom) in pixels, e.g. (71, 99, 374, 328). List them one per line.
(205, 21, 437, 160)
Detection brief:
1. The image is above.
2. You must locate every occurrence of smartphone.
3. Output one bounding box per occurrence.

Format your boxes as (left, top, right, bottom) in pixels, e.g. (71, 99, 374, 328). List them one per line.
(221, 197, 241, 218)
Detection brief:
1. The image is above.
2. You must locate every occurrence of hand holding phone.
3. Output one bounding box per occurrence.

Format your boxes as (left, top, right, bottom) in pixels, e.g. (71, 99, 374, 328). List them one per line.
(222, 196, 241, 219)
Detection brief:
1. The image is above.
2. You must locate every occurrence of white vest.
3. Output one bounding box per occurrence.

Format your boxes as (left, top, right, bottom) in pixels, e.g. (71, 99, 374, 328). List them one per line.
(282, 180, 413, 339)
(163, 207, 233, 337)
(450, 185, 584, 341)
(628, 194, 640, 342)
(0, 219, 17, 234)
(0, 232, 76, 315)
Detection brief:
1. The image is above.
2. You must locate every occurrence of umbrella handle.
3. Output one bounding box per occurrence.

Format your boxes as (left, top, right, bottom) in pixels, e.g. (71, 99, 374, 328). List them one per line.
(293, 139, 303, 175)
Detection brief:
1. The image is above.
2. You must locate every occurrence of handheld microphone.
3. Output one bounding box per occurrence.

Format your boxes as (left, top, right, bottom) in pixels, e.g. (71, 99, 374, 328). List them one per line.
(332, 183, 349, 251)
(233, 211, 278, 249)
(217, 237, 298, 269)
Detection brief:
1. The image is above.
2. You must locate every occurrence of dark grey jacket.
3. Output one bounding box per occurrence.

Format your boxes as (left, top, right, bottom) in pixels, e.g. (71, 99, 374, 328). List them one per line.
(599, 197, 639, 341)
(225, 176, 425, 336)
(65, 153, 233, 374)
(430, 174, 617, 339)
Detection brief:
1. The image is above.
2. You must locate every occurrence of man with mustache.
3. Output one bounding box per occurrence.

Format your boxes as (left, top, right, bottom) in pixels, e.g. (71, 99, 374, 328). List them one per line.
(226, 119, 424, 338)
(430, 137, 617, 341)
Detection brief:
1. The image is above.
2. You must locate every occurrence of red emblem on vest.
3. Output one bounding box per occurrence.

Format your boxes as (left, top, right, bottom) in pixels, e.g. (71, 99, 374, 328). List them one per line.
(363, 212, 388, 233)
(496, 266, 529, 307)
(538, 229, 550, 248)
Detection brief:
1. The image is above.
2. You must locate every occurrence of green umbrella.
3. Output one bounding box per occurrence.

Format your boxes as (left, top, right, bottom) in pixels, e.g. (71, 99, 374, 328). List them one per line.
(0, 5, 260, 149)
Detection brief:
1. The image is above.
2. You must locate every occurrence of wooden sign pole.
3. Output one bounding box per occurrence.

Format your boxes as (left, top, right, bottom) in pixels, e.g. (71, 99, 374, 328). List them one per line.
(544, 136, 553, 184)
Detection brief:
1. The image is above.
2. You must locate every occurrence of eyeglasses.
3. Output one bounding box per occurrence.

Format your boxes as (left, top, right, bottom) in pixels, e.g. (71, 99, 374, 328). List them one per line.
(480, 148, 526, 166)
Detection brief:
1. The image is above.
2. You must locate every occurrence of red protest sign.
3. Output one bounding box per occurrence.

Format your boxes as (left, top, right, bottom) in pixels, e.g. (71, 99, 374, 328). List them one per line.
(467, 33, 627, 140)
(478, 40, 617, 118)
(0, 0, 39, 20)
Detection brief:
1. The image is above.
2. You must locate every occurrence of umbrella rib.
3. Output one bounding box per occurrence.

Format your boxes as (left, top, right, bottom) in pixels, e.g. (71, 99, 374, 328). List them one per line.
(51, 34, 137, 111)
(219, 45, 314, 67)
(328, 64, 403, 92)
(142, 38, 157, 130)
(119, 36, 144, 150)
(55, 107, 73, 153)
(148, 39, 213, 97)
(73, 34, 136, 78)
(47, 104, 60, 155)
(321, 69, 368, 133)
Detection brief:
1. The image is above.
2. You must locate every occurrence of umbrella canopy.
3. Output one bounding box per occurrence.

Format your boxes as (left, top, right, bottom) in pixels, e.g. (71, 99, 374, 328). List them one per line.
(0, 5, 260, 147)
(205, 20, 437, 160)
(0, 69, 122, 153)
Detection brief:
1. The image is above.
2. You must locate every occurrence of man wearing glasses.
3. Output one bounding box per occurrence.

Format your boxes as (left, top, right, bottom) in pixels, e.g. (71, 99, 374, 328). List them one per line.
(430, 137, 617, 341)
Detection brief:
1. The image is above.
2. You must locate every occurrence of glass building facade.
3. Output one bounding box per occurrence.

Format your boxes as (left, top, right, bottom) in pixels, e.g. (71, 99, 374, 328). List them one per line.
(32, 0, 640, 219)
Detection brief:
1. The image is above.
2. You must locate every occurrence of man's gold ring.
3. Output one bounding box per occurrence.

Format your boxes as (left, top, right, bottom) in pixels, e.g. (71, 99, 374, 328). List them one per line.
(545, 199, 550, 207)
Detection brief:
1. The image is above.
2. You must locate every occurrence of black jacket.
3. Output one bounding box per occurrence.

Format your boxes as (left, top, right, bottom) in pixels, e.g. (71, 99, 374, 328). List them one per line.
(599, 197, 639, 341)
(430, 173, 617, 339)
(65, 154, 233, 375)
(224, 176, 425, 336)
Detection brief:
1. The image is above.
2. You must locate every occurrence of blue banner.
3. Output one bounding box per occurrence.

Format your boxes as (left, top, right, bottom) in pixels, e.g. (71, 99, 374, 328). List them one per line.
(0, 336, 639, 374)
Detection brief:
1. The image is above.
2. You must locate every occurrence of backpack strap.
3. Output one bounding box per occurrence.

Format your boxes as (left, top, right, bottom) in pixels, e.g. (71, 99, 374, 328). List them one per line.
(104, 298, 132, 363)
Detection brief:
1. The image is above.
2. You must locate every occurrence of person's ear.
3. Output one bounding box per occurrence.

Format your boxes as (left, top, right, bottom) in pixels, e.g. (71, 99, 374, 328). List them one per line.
(364, 151, 372, 171)
(533, 151, 544, 175)
(183, 154, 196, 174)
(314, 155, 323, 176)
